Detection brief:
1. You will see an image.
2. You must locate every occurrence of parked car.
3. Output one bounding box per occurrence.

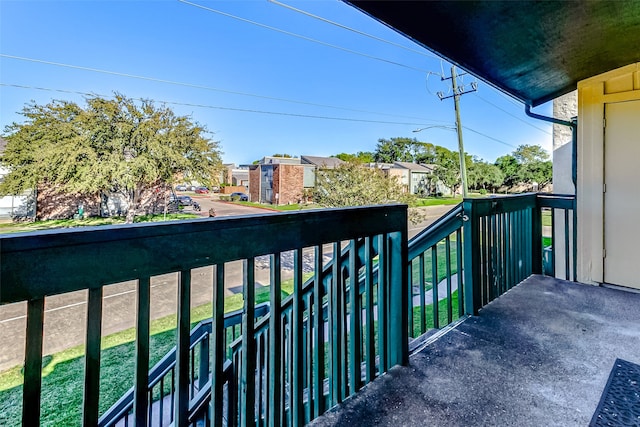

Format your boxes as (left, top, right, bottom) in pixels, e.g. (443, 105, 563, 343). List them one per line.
(177, 195, 194, 206)
(230, 192, 249, 201)
(195, 186, 209, 194)
(175, 184, 187, 191)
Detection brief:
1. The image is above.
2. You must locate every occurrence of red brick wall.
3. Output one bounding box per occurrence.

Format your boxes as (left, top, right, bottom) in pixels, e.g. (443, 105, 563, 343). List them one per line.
(273, 164, 304, 205)
(36, 185, 101, 220)
(249, 167, 260, 202)
(36, 183, 172, 220)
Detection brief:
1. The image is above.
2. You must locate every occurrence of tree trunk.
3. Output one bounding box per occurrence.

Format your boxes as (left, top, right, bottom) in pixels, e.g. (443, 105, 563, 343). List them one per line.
(125, 188, 137, 224)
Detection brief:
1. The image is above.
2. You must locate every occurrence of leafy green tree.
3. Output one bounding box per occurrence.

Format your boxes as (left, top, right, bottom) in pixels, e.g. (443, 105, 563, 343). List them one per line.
(495, 154, 520, 186)
(513, 144, 549, 164)
(432, 146, 469, 195)
(513, 144, 552, 187)
(468, 159, 504, 192)
(412, 142, 437, 164)
(313, 162, 423, 223)
(374, 137, 415, 163)
(1, 94, 222, 222)
(495, 145, 552, 189)
(333, 151, 375, 163)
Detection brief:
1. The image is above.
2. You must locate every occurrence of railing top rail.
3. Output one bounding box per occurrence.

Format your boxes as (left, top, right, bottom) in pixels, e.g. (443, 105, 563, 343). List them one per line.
(463, 193, 538, 216)
(1, 205, 407, 304)
(537, 193, 576, 209)
(408, 203, 462, 259)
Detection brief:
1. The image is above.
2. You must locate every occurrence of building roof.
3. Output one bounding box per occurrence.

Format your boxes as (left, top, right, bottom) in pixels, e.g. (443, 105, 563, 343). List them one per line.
(393, 161, 434, 172)
(344, 1, 640, 106)
(260, 156, 301, 165)
(300, 156, 345, 169)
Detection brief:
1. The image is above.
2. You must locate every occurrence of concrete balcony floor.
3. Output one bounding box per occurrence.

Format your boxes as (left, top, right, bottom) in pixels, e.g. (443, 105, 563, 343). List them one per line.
(312, 275, 640, 426)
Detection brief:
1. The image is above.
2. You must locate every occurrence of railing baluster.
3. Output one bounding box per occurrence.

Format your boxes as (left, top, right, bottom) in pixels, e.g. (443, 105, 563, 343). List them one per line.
(431, 245, 439, 329)
(407, 260, 414, 338)
(304, 295, 312, 424)
(550, 207, 556, 277)
(364, 237, 376, 383)
(565, 208, 571, 280)
(83, 287, 103, 427)
(190, 344, 195, 398)
(175, 270, 191, 427)
(456, 229, 464, 317)
(348, 240, 362, 394)
(312, 246, 325, 415)
(339, 266, 348, 400)
(257, 330, 264, 426)
(159, 378, 165, 427)
(329, 242, 343, 407)
(134, 276, 151, 426)
(199, 334, 209, 391)
(419, 253, 426, 334)
(445, 236, 453, 324)
(23, 297, 45, 426)
(211, 264, 225, 426)
(377, 234, 388, 372)
(292, 248, 304, 426)
(269, 252, 282, 427)
(241, 258, 256, 427)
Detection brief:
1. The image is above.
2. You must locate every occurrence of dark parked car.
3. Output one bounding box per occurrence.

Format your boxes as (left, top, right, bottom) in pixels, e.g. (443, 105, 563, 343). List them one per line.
(230, 192, 249, 201)
(177, 195, 194, 206)
(195, 186, 209, 194)
(175, 184, 187, 191)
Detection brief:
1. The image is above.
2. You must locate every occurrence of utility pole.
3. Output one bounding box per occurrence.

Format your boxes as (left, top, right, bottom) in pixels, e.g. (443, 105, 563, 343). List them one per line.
(437, 65, 477, 198)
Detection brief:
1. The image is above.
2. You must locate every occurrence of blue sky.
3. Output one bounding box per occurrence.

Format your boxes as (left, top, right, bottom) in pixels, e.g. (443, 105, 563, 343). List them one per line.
(0, 0, 554, 166)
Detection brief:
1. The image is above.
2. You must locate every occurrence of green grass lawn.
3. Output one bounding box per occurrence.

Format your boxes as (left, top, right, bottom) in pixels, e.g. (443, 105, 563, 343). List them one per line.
(0, 213, 201, 234)
(0, 272, 310, 426)
(410, 238, 459, 288)
(414, 197, 463, 207)
(412, 290, 460, 337)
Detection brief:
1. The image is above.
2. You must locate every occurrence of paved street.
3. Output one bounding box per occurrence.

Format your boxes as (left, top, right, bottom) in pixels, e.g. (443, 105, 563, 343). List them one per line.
(0, 201, 459, 371)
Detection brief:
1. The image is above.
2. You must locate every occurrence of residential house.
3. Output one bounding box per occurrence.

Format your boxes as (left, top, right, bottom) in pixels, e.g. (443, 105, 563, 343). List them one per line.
(247, 156, 306, 204)
(393, 161, 445, 196)
(300, 155, 345, 189)
(0, 137, 36, 221)
(248, 155, 345, 204)
(221, 163, 249, 188)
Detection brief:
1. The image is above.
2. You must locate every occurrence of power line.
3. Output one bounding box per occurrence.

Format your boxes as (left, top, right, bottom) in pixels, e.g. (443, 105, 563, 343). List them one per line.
(2, 83, 519, 149)
(267, 0, 438, 59)
(177, 0, 431, 74)
(0, 83, 441, 126)
(473, 93, 551, 135)
(0, 54, 444, 122)
(462, 126, 517, 148)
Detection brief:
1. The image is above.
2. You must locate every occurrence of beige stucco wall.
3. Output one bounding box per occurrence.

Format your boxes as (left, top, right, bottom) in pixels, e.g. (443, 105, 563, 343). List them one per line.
(551, 91, 577, 279)
(577, 62, 640, 284)
(553, 92, 577, 195)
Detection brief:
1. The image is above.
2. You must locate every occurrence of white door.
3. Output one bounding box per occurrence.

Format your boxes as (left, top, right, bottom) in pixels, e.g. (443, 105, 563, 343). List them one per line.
(604, 99, 640, 289)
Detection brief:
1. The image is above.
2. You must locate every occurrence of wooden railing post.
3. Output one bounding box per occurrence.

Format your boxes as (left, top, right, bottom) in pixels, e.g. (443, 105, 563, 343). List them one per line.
(531, 195, 543, 275)
(388, 227, 408, 367)
(463, 198, 481, 315)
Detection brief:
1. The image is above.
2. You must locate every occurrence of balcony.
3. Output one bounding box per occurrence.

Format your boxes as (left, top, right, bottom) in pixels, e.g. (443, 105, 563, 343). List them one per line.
(2, 193, 637, 426)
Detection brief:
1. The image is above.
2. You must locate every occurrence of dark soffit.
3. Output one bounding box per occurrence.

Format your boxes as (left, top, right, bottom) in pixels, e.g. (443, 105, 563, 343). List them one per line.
(345, 1, 640, 106)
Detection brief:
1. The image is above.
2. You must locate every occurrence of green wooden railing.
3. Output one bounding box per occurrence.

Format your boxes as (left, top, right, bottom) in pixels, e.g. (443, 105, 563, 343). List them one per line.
(98, 303, 270, 426)
(407, 204, 465, 341)
(463, 193, 576, 315)
(0, 205, 407, 426)
(1, 194, 577, 426)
